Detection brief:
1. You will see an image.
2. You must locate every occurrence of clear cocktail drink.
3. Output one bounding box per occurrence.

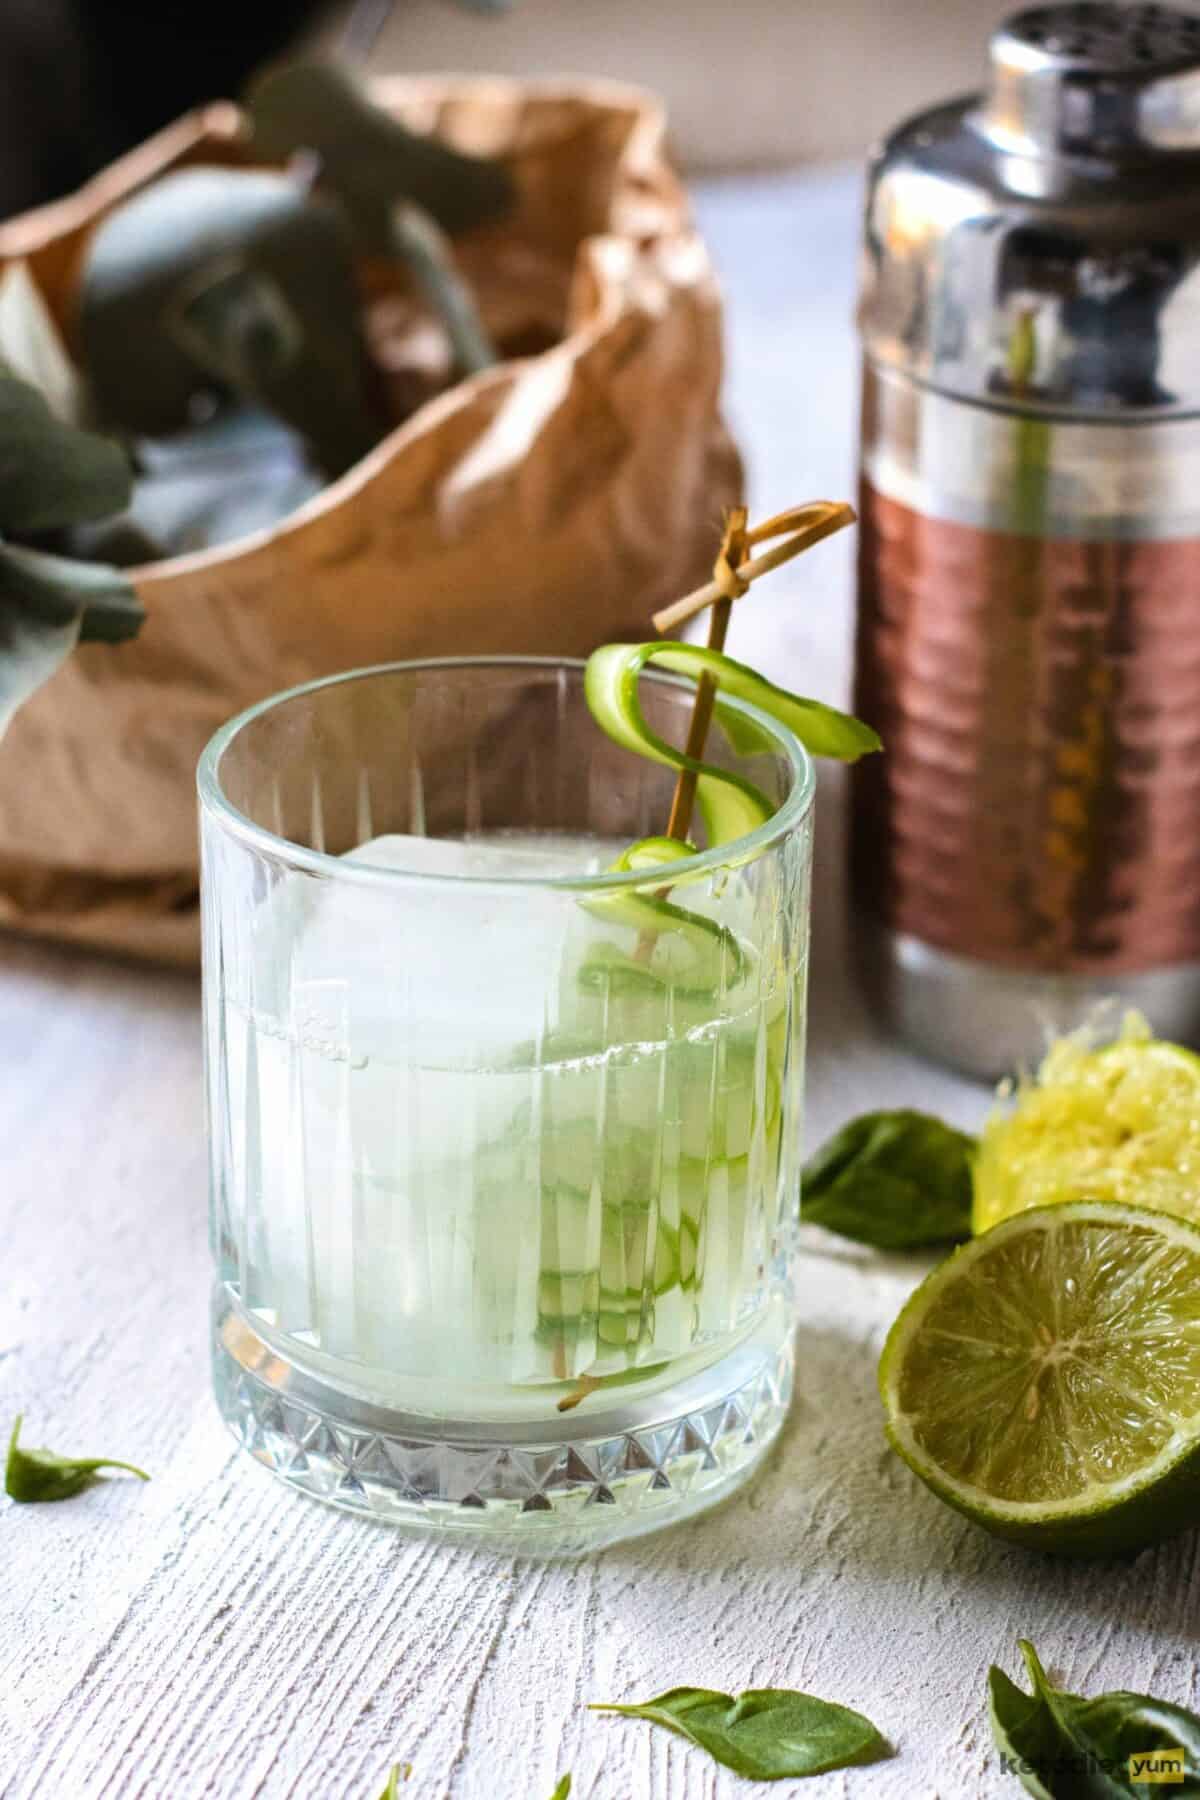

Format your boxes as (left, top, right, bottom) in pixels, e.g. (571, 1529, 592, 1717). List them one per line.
(201, 661, 812, 1545)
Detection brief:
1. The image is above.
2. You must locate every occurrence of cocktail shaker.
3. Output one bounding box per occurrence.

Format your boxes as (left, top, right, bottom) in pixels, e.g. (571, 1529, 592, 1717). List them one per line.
(853, 1, 1200, 1078)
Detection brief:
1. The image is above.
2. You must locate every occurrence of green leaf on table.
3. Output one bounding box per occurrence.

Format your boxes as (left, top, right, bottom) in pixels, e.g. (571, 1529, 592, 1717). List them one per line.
(802, 1110, 975, 1249)
(989, 1640, 1200, 1797)
(246, 62, 514, 249)
(0, 540, 143, 738)
(375, 1764, 412, 1797)
(547, 1779, 571, 1800)
(5, 1415, 150, 1503)
(0, 363, 131, 535)
(590, 1686, 887, 1781)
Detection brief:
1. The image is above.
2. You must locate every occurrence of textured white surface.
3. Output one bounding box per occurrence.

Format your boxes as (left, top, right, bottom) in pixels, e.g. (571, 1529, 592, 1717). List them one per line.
(3, 166, 1198, 1800)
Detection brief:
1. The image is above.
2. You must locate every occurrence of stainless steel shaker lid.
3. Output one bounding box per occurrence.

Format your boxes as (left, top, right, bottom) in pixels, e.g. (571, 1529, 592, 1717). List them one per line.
(858, 2, 1200, 416)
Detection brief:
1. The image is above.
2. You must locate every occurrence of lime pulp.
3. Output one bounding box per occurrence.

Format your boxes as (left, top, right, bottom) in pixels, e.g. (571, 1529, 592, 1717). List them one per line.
(880, 1201, 1200, 1555)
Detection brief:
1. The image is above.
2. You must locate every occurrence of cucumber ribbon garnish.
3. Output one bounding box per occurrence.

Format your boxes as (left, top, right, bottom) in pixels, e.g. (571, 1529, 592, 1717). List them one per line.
(578, 504, 881, 1000)
(584, 639, 880, 851)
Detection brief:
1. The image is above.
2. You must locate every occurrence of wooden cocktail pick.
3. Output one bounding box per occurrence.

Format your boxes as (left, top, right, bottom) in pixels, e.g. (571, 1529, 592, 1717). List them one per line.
(656, 499, 856, 847)
(556, 499, 856, 1411)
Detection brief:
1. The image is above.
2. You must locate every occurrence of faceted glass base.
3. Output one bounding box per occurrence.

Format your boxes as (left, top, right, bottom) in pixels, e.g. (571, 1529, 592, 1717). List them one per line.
(212, 1288, 795, 1553)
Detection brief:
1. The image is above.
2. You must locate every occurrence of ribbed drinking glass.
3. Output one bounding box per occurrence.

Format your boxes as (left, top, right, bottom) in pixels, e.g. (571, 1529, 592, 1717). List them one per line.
(199, 657, 814, 1549)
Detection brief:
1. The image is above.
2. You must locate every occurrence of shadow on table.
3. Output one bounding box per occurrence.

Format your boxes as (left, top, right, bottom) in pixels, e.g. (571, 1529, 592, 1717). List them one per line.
(601, 1317, 1200, 1645)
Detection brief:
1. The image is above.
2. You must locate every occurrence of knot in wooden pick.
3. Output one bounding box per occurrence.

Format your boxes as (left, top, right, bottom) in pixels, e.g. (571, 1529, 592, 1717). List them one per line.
(711, 505, 752, 602)
(653, 498, 856, 635)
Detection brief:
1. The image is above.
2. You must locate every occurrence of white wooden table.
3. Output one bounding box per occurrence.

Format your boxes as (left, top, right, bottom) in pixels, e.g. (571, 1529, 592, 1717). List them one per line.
(3, 165, 1196, 1800)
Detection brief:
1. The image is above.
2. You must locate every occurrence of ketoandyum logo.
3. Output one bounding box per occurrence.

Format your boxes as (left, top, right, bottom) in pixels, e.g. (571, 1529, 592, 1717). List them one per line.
(997, 1745, 1186, 1784)
(1129, 1747, 1186, 1784)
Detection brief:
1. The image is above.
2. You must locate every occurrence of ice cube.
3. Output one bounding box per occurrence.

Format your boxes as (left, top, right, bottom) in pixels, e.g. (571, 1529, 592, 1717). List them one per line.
(345, 830, 614, 881)
(257, 831, 619, 1070)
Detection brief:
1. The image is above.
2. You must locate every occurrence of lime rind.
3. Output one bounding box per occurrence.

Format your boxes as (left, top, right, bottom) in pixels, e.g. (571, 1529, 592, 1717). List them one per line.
(880, 1201, 1200, 1555)
(972, 1015, 1200, 1236)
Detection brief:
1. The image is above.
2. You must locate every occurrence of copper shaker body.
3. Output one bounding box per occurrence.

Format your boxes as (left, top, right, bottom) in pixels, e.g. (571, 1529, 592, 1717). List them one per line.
(853, 2, 1200, 1077)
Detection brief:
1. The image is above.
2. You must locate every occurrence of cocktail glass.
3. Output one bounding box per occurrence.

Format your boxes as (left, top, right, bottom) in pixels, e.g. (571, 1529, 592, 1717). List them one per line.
(199, 657, 814, 1549)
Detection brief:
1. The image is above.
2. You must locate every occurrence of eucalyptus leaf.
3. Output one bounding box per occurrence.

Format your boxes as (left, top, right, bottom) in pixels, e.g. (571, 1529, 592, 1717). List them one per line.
(0, 564, 78, 738)
(80, 168, 386, 478)
(391, 202, 497, 375)
(0, 364, 131, 535)
(5, 1415, 150, 1503)
(247, 61, 514, 248)
(0, 541, 142, 641)
(802, 1110, 975, 1249)
(64, 516, 165, 570)
(0, 263, 84, 425)
(124, 408, 324, 555)
(0, 541, 142, 737)
(989, 1640, 1200, 1798)
(591, 1685, 887, 1781)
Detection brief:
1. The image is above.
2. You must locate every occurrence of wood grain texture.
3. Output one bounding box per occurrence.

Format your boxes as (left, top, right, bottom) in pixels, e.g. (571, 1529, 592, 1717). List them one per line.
(3, 167, 1199, 1800)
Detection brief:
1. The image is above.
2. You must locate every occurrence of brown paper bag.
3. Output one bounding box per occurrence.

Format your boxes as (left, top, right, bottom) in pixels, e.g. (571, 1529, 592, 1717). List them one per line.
(0, 77, 741, 966)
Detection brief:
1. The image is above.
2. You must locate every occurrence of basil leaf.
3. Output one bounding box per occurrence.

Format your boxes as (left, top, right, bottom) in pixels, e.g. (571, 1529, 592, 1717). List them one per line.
(803, 1110, 975, 1249)
(989, 1664, 1064, 1799)
(547, 1780, 571, 1800)
(375, 1765, 412, 1798)
(0, 365, 131, 534)
(5, 1415, 150, 1503)
(988, 1640, 1200, 1798)
(0, 541, 143, 739)
(591, 1685, 887, 1780)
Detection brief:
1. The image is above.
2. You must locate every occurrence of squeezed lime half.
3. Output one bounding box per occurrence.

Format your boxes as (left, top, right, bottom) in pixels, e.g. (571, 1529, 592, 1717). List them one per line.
(880, 1201, 1200, 1555)
(973, 1017, 1200, 1235)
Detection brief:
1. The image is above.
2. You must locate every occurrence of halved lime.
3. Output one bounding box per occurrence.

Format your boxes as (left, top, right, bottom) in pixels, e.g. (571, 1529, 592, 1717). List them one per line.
(973, 1018, 1200, 1236)
(880, 1201, 1200, 1555)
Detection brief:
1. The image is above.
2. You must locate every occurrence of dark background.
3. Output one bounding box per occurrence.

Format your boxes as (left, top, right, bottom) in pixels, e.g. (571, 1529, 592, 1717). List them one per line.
(0, 0, 1018, 216)
(0, 0, 331, 217)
